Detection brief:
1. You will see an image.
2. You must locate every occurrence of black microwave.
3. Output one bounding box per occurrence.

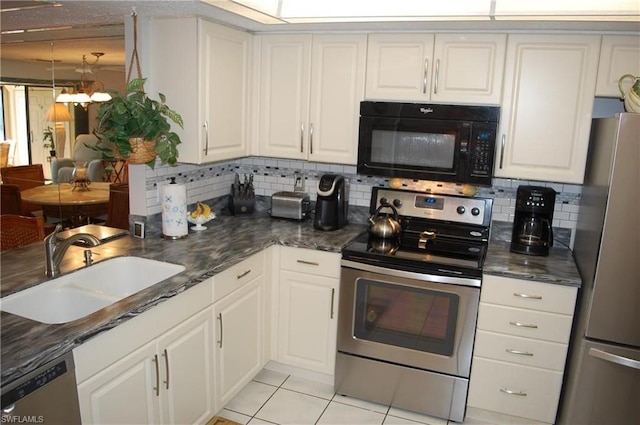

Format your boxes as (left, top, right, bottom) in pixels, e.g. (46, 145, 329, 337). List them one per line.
(357, 101, 499, 186)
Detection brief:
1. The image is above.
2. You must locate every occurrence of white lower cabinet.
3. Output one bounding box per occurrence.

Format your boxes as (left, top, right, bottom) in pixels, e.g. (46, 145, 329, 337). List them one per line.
(468, 275, 578, 424)
(213, 274, 265, 409)
(276, 246, 340, 375)
(77, 308, 214, 425)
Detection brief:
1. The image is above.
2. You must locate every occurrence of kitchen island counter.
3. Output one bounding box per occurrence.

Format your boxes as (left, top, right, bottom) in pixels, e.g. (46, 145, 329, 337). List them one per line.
(0, 213, 366, 387)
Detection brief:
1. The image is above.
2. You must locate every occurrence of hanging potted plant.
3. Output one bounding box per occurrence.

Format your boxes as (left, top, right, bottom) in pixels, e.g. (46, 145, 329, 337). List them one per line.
(93, 78, 183, 168)
(42, 126, 56, 157)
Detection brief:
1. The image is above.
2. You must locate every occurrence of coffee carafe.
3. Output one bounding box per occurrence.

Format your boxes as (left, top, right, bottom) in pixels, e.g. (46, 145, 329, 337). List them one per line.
(510, 186, 555, 256)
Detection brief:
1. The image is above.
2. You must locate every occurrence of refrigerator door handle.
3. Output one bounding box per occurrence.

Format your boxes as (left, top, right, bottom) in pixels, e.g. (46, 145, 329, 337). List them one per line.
(589, 348, 640, 370)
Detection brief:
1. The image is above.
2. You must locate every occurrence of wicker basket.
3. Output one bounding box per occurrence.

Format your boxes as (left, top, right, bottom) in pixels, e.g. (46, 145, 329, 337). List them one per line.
(119, 137, 157, 164)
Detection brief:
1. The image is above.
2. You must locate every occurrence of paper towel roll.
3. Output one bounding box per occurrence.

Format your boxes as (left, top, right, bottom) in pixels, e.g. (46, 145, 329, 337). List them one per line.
(161, 182, 188, 239)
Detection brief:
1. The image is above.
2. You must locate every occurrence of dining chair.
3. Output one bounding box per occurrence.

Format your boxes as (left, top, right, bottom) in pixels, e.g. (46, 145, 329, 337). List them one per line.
(105, 183, 130, 230)
(0, 164, 45, 216)
(0, 142, 11, 168)
(0, 184, 27, 215)
(0, 214, 46, 251)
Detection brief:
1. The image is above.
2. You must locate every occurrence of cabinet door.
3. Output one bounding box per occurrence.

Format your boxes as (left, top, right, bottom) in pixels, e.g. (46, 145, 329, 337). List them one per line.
(157, 308, 214, 425)
(431, 34, 506, 104)
(596, 35, 640, 97)
(278, 270, 339, 374)
(308, 34, 366, 164)
(149, 18, 250, 164)
(366, 33, 435, 101)
(495, 34, 600, 183)
(77, 342, 160, 425)
(200, 21, 251, 162)
(213, 276, 264, 409)
(257, 34, 311, 160)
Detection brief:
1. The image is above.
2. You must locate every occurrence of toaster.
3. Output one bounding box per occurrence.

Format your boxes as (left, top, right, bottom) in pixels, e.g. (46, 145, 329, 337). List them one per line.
(270, 191, 311, 220)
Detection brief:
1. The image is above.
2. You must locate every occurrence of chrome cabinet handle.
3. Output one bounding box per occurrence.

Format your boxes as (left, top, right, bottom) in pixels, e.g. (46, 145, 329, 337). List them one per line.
(300, 123, 305, 153)
(500, 388, 527, 396)
(162, 349, 169, 390)
(509, 321, 538, 329)
(506, 348, 534, 356)
(309, 123, 314, 154)
(237, 269, 251, 279)
(203, 120, 209, 156)
(499, 134, 505, 169)
(217, 313, 223, 348)
(296, 259, 320, 266)
(152, 354, 160, 396)
(589, 348, 640, 370)
(434, 59, 440, 94)
(513, 292, 542, 300)
(330, 288, 335, 319)
(423, 59, 429, 93)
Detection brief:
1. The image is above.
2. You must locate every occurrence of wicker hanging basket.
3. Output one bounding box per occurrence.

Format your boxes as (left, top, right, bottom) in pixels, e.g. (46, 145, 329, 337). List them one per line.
(119, 137, 157, 164)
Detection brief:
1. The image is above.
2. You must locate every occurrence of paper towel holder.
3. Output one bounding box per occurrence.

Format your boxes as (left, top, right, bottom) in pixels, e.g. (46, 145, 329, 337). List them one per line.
(161, 177, 189, 240)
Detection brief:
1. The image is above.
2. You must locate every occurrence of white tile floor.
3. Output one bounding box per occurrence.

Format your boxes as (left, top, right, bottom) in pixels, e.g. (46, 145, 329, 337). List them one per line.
(215, 368, 540, 425)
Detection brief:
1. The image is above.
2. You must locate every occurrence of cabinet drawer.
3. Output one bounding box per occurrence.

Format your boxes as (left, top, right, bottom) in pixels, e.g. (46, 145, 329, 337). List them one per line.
(474, 330, 568, 371)
(213, 251, 264, 301)
(482, 275, 577, 314)
(477, 303, 573, 343)
(468, 357, 563, 424)
(280, 246, 340, 278)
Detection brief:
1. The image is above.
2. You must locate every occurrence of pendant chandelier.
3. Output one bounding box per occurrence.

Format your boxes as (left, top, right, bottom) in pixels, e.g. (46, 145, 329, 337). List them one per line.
(56, 52, 112, 105)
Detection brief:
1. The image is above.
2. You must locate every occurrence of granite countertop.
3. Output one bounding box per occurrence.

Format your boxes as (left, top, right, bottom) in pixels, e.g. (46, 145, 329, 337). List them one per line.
(1, 213, 582, 387)
(0, 213, 366, 387)
(485, 240, 582, 287)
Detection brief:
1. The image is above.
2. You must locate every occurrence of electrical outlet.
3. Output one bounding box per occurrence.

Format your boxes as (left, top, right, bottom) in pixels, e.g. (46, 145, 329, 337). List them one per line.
(294, 172, 305, 192)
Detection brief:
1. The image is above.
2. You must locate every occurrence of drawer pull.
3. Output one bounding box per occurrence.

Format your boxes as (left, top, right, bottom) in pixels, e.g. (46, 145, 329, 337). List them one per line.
(297, 259, 320, 266)
(513, 292, 542, 300)
(589, 348, 640, 370)
(506, 348, 534, 356)
(500, 388, 527, 397)
(236, 269, 251, 279)
(509, 321, 538, 329)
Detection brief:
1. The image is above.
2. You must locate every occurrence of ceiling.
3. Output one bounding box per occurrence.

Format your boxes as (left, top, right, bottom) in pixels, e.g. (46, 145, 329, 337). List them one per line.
(2, 0, 639, 71)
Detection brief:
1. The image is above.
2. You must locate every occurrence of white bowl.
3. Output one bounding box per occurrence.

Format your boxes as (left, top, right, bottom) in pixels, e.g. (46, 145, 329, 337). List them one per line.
(187, 212, 216, 231)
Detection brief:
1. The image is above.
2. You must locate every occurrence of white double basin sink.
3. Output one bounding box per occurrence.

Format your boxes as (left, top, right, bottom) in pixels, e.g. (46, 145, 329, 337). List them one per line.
(1, 256, 185, 324)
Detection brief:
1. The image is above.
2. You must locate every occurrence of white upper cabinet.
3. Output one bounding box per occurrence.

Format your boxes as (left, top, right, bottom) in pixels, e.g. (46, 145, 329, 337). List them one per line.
(365, 33, 506, 104)
(595, 35, 640, 97)
(256, 34, 366, 164)
(495, 34, 601, 184)
(150, 17, 251, 164)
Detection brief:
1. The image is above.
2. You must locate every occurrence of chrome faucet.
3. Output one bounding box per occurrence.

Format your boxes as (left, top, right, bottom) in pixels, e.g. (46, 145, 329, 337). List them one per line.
(45, 224, 101, 278)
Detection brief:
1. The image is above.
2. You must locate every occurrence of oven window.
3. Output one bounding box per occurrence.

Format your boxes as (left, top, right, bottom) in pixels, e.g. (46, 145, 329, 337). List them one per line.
(354, 278, 458, 356)
(371, 129, 455, 169)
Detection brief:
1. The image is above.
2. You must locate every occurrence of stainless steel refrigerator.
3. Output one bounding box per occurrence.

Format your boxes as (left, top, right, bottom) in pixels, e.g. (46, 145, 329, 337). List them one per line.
(558, 113, 640, 425)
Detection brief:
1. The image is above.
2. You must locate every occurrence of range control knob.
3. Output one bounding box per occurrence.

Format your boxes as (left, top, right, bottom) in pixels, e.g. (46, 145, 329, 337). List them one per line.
(456, 206, 466, 215)
(380, 197, 388, 206)
(393, 199, 403, 208)
(471, 207, 481, 216)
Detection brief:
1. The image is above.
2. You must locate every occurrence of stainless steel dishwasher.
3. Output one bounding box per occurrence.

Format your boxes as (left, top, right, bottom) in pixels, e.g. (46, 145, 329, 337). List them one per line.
(1, 351, 81, 424)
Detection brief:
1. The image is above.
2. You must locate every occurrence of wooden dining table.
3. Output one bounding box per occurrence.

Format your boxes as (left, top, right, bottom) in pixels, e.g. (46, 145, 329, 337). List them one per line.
(21, 182, 111, 228)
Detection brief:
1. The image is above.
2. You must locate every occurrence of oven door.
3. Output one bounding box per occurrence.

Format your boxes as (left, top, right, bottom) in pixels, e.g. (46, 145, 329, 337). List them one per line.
(338, 261, 480, 378)
(357, 116, 469, 182)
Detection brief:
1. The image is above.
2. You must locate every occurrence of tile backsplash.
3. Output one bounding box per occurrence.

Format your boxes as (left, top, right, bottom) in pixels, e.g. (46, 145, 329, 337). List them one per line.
(145, 156, 581, 244)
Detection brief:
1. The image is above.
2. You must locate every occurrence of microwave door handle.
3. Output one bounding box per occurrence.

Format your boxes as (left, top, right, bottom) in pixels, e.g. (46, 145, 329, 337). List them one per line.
(423, 59, 429, 94)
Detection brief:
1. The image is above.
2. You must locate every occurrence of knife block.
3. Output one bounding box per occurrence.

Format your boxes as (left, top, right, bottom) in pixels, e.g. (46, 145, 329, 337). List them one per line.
(229, 192, 255, 215)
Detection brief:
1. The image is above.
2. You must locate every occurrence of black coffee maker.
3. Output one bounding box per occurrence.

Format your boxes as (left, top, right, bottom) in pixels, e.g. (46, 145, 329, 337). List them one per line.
(510, 186, 556, 256)
(314, 174, 348, 231)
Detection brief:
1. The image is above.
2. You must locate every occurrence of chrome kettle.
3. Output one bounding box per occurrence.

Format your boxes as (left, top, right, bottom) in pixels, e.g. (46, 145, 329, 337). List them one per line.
(368, 203, 401, 238)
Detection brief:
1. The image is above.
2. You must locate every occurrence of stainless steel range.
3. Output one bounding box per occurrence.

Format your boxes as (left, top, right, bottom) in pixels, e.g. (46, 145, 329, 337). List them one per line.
(335, 187, 492, 422)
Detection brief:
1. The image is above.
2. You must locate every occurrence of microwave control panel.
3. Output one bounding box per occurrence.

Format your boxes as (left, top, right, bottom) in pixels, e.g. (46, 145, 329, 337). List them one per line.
(468, 127, 496, 178)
